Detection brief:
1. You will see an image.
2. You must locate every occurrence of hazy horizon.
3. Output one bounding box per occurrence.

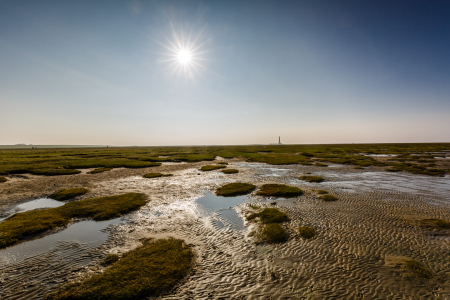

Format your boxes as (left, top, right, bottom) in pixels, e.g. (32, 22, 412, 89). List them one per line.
(1, 0, 449, 146)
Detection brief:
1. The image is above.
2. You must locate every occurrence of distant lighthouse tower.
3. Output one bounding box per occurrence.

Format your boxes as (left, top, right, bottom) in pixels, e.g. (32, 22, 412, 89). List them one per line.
(278, 136, 281, 145)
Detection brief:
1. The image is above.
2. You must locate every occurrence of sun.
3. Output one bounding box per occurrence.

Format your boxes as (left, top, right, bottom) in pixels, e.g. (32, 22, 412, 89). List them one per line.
(154, 24, 210, 80)
(177, 49, 191, 64)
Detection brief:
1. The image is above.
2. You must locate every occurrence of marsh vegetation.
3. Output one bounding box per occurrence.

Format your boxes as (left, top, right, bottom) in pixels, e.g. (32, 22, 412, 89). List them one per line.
(48, 188, 89, 201)
(260, 223, 288, 243)
(45, 238, 194, 300)
(320, 194, 338, 201)
(199, 165, 226, 172)
(0, 143, 448, 177)
(143, 172, 173, 178)
(420, 218, 450, 229)
(256, 184, 303, 198)
(299, 175, 324, 183)
(400, 259, 433, 279)
(247, 208, 289, 224)
(221, 169, 238, 174)
(215, 182, 256, 197)
(298, 226, 316, 239)
(247, 208, 290, 243)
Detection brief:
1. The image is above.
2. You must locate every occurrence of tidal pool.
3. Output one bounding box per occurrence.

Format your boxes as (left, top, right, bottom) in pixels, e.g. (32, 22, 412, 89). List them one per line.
(0, 218, 122, 266)
(196, 192, 246, 230)
(0, 198, 64, 222)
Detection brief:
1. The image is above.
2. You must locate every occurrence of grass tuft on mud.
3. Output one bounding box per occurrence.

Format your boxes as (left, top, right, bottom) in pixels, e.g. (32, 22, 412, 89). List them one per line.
(401, 259, 433, 279)
(89, 167, 112, 174)
(100, 254, 120, 266)
(260, 223, 287, 243)
(221, 169, 239, 174)
(317, 190, 328, 194)
(315, 163, 328, 167)
(143, 172, 173, 179)
(45, 238, 194, 300)
(298, 226, 316, 239)
(299, 175, 324, 183)
(199, 165, 226, 172)
(32, 169, 81, 176)
(247, 208, 289, 224)
(420, 218, 450, 229)
(216, 182, 256, 197)
(320, 194, 338, 201)
(0, 193, 147, 249)
(0, 176, 7, 183)
(256, 184, 303, 198)
(49, 188, 89, 201)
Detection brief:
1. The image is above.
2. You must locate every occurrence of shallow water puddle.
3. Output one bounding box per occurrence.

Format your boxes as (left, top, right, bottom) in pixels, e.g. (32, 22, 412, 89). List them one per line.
(16, 198, 63, 211)
(0, 218, 122, 266)
(315, 171, 450, 199)
(0, 198, 64, 222)
(235, 162, 291, 177)
(196, 192, 246, 230)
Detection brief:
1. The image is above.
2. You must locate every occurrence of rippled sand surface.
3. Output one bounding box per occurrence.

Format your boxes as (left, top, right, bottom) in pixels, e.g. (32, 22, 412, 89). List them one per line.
(1, 160, 450, 299)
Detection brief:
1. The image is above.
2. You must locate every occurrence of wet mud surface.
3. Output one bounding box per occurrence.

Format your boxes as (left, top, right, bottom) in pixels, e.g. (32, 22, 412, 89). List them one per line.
(1, 160, 450, 299)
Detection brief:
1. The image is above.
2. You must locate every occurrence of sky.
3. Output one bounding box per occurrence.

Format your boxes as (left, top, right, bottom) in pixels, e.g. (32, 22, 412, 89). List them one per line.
(1, 0, 449, 146)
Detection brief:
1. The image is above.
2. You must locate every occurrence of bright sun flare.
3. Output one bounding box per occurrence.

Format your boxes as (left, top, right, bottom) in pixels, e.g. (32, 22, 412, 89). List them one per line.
(156, 25, 210, 80)
(177, 50, 191, 64)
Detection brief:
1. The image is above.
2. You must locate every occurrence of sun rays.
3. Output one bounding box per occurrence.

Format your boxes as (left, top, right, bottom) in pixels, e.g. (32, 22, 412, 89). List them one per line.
(155, 24, 210, 81)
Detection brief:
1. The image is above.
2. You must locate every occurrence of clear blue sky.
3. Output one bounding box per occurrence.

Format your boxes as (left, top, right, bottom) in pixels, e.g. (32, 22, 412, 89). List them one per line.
(1, 0, 449, 145)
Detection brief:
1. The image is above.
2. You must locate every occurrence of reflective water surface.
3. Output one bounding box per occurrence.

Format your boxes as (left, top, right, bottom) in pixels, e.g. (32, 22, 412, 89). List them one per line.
(0, 218, 122, 266)
(0, 198, 64, 222)
(196, 192, 247, 230)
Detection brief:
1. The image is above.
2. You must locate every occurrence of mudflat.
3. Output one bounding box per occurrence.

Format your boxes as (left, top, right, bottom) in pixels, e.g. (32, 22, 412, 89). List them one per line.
(1, 145, 450, 299)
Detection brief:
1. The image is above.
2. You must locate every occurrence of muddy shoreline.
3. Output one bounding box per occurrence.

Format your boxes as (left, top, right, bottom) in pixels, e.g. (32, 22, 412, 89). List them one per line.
(1, 160, 450, 299)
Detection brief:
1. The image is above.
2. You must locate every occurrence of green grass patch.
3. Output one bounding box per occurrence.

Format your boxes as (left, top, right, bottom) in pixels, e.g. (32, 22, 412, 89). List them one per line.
(317, 190, 328, 194)
(299, 175, 324, 183)
(420, 219, 450, 229)
(260, 223, 287, 243)
(65, 159, 161, 169)
(245, 154, 309, 165)
(256, 184, 303, 198)
(100, 254, 120, 267)
(143, 172, 173, 179)
(217, 162, 228, 165)
(45, 238, 194, 300)
(89, 167, 112, 174)
(173, 154, 216, 162)
(32, 169, 81, 176)
(199, 165, 226, 172)
(1, 144, 449, 178)
(0, 193, 147, 249)
(320, 194, 338, 201)
(247, 208, 289, 224)
(49, 188, 89, 201)
(0, 176, 7, 183)
(221, 169, 238, 174)
(298, 226, 316, 239)
(401, 259, 433, 279)
(216, 182, 256, 197)
(300, 152, 314, 157)
(386, 162, 446, 177)
(315, 163, 328, 167)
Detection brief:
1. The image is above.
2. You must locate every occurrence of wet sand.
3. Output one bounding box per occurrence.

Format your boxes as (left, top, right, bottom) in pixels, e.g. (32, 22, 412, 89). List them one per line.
(1, 160, 450, 299)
